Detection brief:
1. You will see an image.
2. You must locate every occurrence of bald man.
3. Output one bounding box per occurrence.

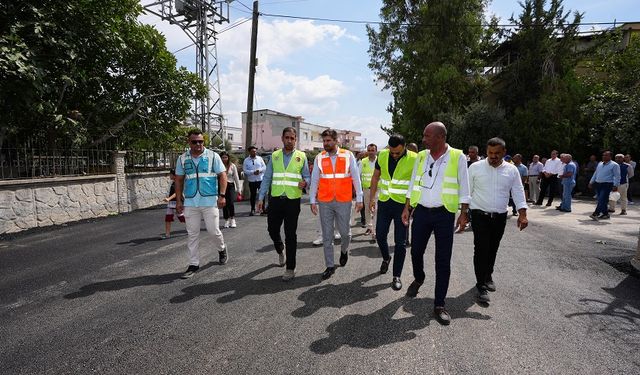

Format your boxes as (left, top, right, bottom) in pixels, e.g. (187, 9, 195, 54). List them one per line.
(402, 122, 471, 326)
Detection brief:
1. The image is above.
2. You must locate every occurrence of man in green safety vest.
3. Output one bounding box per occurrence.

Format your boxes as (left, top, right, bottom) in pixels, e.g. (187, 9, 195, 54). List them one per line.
(257, 127, 311, 281)
(401, 122, 471, 326)
(359, 143, 378, 242)
(368, 134, 417, 291)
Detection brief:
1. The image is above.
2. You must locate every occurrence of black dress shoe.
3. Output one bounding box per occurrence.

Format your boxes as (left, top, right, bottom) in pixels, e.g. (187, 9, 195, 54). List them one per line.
(391, 277, 402, 291)
(380, 258, 391, 274)
(477, 288, 490, 303)
(485, 280, 496, 292)
(339, 251, 348, 267)
(321, 267, 335, 280)
(406, 280, 422, 297)
(434, 307, 451, 325)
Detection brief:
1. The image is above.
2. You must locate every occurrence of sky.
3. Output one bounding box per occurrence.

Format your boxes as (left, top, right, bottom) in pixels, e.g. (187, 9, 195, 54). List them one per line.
(139, 0, 640, 149)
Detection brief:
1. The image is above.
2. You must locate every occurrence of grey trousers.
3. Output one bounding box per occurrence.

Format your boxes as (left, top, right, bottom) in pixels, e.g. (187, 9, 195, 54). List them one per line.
(319, 201, 352, 267)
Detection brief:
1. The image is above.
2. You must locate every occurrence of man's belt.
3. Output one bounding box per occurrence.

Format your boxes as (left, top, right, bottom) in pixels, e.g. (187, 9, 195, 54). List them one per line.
(470, 209, 507, 219)
(417, 205, 447, 213)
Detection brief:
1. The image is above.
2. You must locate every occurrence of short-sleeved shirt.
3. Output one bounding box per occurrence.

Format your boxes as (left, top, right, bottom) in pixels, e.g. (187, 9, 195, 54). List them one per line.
(516, 164, 528, 179)
(563, 163, 577, 183)
(175, 151, 225, 207)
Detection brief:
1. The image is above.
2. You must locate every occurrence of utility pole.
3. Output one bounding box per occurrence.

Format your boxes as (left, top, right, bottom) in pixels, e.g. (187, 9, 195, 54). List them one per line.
(245, 1, 259, 152)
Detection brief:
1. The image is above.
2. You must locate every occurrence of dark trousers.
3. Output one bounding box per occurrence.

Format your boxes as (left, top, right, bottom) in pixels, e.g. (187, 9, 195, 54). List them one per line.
(223, 183, 236, 219)
(628, 177, 635, 202)
(360, 203, 366, 225)
(536, 174, 558, 205)
(410, 205, 455, 307)
(267, 197, 301, 270)
(375, 199, 407, 277)
(249, 181, 262, 211)
(470, 210, 507, 288)
(594, 182, 613, 216)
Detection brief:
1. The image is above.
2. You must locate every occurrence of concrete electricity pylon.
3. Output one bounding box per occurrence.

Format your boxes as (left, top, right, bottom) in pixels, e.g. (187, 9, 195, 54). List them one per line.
(143, 0, 232, 147)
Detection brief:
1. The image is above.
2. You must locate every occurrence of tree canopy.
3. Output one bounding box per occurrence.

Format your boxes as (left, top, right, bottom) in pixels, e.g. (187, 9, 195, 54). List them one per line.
(0, 0, 206, 150)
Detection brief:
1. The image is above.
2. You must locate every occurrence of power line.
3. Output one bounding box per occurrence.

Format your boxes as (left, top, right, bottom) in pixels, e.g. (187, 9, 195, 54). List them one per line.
(171, 18, 251, 54)
(257, 11, 635, 29)
(235, 0, 253, 12)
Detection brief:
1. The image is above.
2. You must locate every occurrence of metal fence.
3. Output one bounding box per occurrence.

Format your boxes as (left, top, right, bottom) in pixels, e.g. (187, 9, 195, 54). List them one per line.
(0, 146, 115, 180)
(124, 150, 182, 173)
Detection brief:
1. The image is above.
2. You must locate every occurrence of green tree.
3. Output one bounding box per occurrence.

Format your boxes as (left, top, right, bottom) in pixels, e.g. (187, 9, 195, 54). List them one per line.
(494, 0, 584, 156)
(0, 0, 206, 150)
(579, 30, 640, 154)
(367, 0, 492, 143)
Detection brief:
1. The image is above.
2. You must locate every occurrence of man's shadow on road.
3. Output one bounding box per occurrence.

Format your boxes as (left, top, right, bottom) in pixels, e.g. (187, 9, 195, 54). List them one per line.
(63, 261, 218, 299)
(292, 272, 387, 318)
(170, 264, 321, 304)
(309, 287, 491, 354)
(116, 230, 189, 246)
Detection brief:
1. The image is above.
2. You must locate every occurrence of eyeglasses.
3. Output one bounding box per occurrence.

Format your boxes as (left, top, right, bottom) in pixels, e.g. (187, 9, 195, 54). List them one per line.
(190, 140, 204, 145)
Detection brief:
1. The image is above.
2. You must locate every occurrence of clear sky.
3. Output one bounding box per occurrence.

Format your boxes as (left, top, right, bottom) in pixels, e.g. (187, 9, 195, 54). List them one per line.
(140, 0, 639, 149)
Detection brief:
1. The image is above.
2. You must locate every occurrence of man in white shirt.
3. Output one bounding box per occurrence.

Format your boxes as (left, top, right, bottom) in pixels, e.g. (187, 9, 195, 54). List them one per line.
(468, 137, 528, 304)
(527, 155, 543, 203)
(535, 150, 563, 206)
(401, 122, 470, 326)
(242, 146, 266, 216)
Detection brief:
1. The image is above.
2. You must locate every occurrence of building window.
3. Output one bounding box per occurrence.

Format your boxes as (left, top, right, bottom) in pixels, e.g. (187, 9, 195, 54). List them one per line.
(304, 132, 308, 141)
(227, 133, 234, 141)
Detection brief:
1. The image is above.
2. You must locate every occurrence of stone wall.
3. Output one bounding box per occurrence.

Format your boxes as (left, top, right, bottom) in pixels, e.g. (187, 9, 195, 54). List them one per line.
(0, 176, 119, 234)
(126, 172, 171, 211)
(0, 171, 171, 235)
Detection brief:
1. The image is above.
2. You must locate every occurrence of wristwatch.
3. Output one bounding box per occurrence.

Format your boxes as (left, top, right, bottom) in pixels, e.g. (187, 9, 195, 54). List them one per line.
(218, 193, 226, 197)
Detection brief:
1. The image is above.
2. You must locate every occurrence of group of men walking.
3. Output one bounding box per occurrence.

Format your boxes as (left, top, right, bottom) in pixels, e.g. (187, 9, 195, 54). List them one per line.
(172, 122, 529, 326)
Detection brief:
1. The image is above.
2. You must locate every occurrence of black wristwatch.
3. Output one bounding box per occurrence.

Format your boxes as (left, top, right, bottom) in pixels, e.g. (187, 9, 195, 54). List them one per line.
(218, 193, 226, 197)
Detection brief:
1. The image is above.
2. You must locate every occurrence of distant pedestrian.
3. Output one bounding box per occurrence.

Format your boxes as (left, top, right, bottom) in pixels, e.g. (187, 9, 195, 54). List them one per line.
(175, 129, 228, 279)
(243, 146, 266, 216)
(608, 154, 631, 215)
(589, 151, 620, 220)
(468, 137, 528, 305)
(625, 154, 636, 204)
(535, 150, 563, 206)
(557, 154, 576, 212)
(467, 145, 481, 167)
(220, 151, 240, 228)
(161, 169, 185, 239)
(368, 134, 417, 291)
(359, 143, 378, 242)
(257, 127, 310, 281)
(527, 155, 543, 203)
(510, 154, 528, 215)
(309, 129, 363, 280)
(407, 143, 419, 153)
(402, 122, 470, 326)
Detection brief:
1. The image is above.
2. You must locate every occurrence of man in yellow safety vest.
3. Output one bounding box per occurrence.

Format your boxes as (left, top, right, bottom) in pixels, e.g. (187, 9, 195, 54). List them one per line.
(401, 122, 471, 326)
(368, 134, 416, 291)
(359, 143, 378, 242)
(257, 127, 310, 281)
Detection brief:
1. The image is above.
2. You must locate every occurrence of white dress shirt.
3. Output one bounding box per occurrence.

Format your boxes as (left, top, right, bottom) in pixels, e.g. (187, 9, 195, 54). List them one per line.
(542, 157, 564, 175)
(469, 159, 528, 213)
(406, 145, 471, 208)
(242, 155, 266, 182)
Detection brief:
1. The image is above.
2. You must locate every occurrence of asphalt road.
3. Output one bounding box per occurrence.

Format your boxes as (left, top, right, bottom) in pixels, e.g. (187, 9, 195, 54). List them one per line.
(1, 199, 639, 374)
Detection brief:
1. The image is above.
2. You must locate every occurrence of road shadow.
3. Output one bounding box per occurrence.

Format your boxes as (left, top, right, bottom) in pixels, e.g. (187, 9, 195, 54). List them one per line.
(116, 230, 189, 246)
(350, 245, 387, 259)
(309, 287, 491, 354)
(292, 272, 387, 318)
(565, 275, 640, 346)
(170, 264, 320, 304)
(63, 261, 217, 299)
(576, 219, 612, 226)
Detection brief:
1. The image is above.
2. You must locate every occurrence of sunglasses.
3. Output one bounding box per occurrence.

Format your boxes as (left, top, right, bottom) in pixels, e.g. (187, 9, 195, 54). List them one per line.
(190, 140, 204, 145)
(428, 162, 435, 177)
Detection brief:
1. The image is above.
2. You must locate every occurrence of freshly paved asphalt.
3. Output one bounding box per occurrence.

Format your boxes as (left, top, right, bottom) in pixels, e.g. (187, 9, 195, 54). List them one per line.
(1, 198, 639, 374)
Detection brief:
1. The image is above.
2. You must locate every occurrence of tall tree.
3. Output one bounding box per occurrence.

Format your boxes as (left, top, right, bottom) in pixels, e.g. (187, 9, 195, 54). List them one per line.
(494, 0, 583, 155)
(579, 29, 640, 154)
(0, 0, 206, 149)
(367, 0, 491, 142)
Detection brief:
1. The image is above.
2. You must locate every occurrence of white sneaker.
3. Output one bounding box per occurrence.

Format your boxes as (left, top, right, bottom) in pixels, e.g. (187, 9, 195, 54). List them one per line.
(282, 269, 295, 281)
(278, 251, 286, 266)
(224, 219, 230, 228)
(312, 237, 323, 246)
(230, 218, 237, 228)
(334, 233, 341, 240)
